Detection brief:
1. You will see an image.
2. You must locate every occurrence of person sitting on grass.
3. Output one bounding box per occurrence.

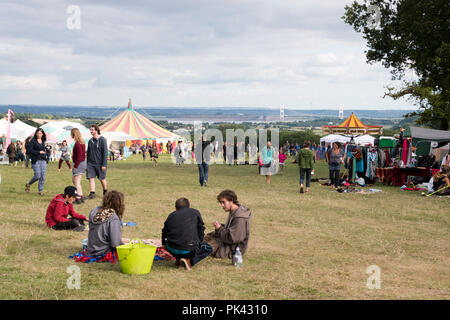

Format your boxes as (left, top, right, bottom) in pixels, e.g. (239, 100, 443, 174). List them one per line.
(432, 165, 450, 195)
(204, 190, 251, 260)
(161, 197, 212, 271)
(69, 190, 125, 263)
(45, 186, 88, 232)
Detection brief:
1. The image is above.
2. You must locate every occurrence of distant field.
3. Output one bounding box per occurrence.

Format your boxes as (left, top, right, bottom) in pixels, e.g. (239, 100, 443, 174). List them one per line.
(0, 155, 448, 299)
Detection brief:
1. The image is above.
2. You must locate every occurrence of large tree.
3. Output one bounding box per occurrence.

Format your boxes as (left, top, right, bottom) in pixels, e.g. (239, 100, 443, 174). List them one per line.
(343, 0, 450, 130)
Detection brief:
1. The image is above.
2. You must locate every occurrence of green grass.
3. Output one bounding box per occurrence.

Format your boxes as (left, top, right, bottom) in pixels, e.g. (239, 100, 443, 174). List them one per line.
(0, 155, 448, 299)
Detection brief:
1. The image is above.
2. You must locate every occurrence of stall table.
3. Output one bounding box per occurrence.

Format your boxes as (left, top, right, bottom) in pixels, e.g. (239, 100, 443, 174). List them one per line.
(376, 167, 439, 186)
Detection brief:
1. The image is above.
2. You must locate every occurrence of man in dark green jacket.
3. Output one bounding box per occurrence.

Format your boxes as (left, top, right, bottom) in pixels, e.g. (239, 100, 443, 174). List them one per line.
(294, 141, 315, 193)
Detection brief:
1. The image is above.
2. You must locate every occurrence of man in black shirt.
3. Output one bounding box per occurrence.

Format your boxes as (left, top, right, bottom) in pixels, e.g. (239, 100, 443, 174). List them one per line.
(161, 198, 212, 270)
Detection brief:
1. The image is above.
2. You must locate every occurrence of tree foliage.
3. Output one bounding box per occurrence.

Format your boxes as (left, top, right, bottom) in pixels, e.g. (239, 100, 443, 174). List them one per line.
(343, 0, 450, 130)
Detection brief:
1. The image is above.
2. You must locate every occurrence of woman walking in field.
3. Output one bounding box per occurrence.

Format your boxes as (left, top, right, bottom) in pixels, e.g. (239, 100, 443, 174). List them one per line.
(25, 128, 49, 195)
(260, 141, 276, 184)
(71, 128, 87, 204)
(295, 141, 315, 193)
(58, 140, 72, 172)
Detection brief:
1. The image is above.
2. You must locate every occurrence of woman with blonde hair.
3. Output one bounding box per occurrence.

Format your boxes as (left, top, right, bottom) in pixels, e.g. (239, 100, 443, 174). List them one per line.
(71, 128, 86, 204)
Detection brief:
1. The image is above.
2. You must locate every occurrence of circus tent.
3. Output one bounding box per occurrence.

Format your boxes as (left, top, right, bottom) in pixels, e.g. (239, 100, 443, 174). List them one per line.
(322, 112, 383, 135)
(100, 99, 180, 142)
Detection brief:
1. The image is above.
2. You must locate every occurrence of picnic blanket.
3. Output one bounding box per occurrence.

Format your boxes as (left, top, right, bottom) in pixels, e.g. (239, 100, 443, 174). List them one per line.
(68, 239, 176, 263)
(68, 248, 118, 263)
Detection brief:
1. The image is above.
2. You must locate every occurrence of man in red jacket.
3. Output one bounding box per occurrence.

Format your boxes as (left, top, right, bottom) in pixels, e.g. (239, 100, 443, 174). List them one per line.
(45, 186, 88, 231)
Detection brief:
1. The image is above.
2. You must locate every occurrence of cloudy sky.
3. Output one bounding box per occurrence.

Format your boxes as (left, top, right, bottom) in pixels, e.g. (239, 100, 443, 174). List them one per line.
(0, 0, 416, 109)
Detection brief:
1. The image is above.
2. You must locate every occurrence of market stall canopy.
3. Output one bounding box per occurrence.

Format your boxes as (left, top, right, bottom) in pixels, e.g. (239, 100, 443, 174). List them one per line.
(100, 99, 181, 140)
(404, 126, 450, 141)
(320, 134, 375, 146)
(320, 134, 351, 144)
(354, 134, 375, 146)
(322, 113, 383, 135)
(404, 126, 450, 156)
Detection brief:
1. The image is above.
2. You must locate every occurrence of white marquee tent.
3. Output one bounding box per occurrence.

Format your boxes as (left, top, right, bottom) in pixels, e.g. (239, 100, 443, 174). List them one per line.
(40, 121, 91, 147)
(320, 134, 375, 146)
(0, 118, 36, 141)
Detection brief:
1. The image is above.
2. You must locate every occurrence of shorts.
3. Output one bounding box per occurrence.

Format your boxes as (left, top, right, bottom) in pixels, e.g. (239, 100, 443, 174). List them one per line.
(86, 163, 107, 180)
(72, 160, 87, 177)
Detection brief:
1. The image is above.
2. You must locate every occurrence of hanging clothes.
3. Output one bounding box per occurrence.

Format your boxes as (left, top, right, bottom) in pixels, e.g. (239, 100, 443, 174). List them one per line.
(366, 150, 378, 179)
(377, 148, 386, 168)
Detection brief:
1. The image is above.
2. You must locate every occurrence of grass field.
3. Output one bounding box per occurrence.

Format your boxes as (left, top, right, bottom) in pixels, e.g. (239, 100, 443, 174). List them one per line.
(0, 154, 448, 300)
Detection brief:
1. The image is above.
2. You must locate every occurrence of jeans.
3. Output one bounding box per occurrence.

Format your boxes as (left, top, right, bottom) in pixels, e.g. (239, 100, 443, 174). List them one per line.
(299, 168, 312, 187)
(168, 243, 212, 266)
(330, 169, 340, 188)
(29, 160, 47, 192)
(198, 163, 209, 186)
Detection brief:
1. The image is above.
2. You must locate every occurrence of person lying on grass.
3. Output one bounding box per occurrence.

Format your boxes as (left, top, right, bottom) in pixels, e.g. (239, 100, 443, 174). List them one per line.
(161, 197, 212, 271)
(204, 190, 251, 260)
(45, 186, 87, 232)
(69, 190, 126, 263)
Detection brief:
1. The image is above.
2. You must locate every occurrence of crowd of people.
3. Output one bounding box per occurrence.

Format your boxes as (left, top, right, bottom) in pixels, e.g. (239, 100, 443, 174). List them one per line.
(2, 125, 449, 273)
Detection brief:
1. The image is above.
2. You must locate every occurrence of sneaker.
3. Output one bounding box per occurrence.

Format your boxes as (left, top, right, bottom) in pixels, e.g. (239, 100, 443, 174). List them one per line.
(25, 183, 30, 193)
(204, 181, 208, 187)
(180, 258, 191, 271)
(73, 225, 85, 232)
(300, 186, 304, 193)
(175, 258, 181, 268)
(87, 193, 96, 200)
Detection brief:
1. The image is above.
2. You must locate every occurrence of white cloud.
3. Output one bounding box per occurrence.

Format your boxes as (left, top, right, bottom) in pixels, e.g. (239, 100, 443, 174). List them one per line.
(0, 75, 62, 90)
(0, 0, 416, 109)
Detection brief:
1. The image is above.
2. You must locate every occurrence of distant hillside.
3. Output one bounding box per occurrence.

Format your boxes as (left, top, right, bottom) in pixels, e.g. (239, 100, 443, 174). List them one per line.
(0, 105, 414, 122)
